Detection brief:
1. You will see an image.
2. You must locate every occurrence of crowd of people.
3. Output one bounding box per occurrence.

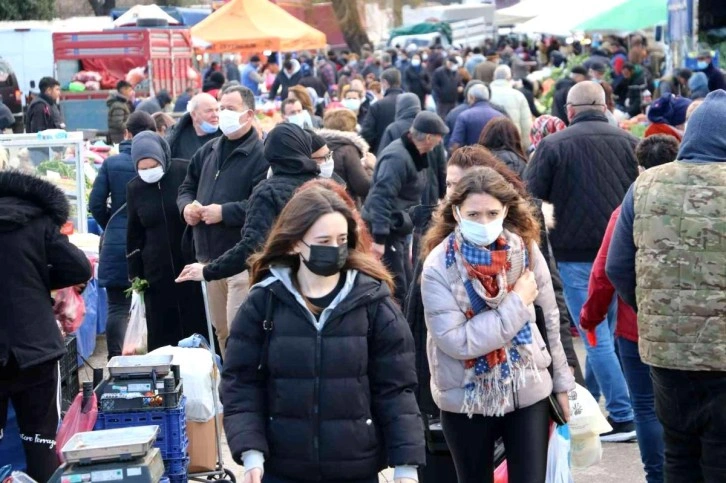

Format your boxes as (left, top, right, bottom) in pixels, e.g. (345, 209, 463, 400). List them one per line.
(0, 33, 724, 483)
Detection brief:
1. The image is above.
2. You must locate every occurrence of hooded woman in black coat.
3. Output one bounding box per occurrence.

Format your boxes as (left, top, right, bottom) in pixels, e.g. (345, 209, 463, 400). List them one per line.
(0, 170, 91, 481)
(221, 184, 425, 483)
(126, 132, 207, 351)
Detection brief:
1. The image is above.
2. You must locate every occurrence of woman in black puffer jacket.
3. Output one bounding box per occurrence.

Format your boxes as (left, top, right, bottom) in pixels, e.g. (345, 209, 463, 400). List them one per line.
(222, 184, 425, 483)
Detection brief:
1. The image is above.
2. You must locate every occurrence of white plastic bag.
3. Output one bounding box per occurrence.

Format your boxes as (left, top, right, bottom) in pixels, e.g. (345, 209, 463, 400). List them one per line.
(122, 291, 148, 355)
(149, 346, 222, 422)
(546, 424, 574, 483)
(568, 383, 612, 468)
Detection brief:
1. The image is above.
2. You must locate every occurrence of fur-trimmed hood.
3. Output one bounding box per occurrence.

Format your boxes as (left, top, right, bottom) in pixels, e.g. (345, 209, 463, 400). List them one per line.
(316, 128, 370, 157)
(0, 170, 69, 231)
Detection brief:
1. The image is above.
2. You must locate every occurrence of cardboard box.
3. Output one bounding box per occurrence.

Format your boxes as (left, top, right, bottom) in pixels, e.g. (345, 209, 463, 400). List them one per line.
(187, 415, 222, 472)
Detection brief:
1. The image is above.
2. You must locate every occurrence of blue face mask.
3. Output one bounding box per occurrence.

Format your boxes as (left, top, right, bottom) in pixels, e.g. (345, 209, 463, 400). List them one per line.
(200, 121, 218, 134)
(697, 60, 709, 70)
(456, 206, 505, 247)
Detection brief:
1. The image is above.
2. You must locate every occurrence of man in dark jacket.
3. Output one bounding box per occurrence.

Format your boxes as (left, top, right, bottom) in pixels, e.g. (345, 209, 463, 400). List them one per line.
(403, 53, 431, 107)
(362, 111, 448, 303)
(616, 63, 654, 118)
(173, 87, 195, 113)
(696, 50, 726, 92)
(165, 92, 222, 160)
(178, 127, 333, 285)
(0, 170, 91, 481)
(551, 66, 588, 125)
(106, 80, 135, 144)
(431, 56, 462, 118)
(177, 86, 268, 354)
(378, 93, 421, 155)
(25, 76, 64, 133)
(360, 68, 404, 154)
(135, 89, 172, 115)
(449, 84, 503, 150)
(268, 59, 303, 100)
(90, 111, 156, 359)
(526, 81, 639, 442)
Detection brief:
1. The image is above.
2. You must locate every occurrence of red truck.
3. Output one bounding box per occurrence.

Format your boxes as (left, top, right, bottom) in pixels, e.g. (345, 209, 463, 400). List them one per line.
(53, 28, 197, 133)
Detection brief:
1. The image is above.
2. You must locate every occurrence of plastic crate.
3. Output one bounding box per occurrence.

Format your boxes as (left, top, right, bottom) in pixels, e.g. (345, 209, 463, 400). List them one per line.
(164, 456, 190, 476)
(94, 397, 188, 460)
(167, 472, 188, 483)
(60, 371, 80, 413)
(60, 335, 79, 383)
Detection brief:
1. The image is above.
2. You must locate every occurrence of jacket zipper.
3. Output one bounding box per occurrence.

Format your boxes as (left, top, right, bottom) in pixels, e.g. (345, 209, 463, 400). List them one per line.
(313, 330, 322, 465)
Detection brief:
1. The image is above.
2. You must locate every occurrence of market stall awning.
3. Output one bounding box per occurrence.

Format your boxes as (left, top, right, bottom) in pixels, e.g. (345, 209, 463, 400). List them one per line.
(496, 0, 547, 26)
(112, 4, 180, 27)
(513, 0, 627, 35)
(190, 0, 326, 53)
(575, 0, 667, 33)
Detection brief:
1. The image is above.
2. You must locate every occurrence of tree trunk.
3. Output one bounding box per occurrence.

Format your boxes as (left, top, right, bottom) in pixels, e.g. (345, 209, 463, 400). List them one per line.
(330, 0, 370, 54)
(87, 0, 116, 16)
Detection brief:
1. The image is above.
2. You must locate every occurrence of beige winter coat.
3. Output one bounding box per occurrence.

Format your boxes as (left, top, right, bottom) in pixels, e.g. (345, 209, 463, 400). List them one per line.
(421, 237, 575, 415)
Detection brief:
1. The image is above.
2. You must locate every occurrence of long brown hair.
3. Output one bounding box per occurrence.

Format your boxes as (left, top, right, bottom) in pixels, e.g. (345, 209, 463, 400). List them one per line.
(421, 166, 540, 261)
(249, 185, 393, 292)
(478, 117, 528, 162)
(447, 145, 528, 195)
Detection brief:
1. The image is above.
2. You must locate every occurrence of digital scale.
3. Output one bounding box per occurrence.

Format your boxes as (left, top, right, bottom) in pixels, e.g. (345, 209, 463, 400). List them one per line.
(49, 426, 165, 483)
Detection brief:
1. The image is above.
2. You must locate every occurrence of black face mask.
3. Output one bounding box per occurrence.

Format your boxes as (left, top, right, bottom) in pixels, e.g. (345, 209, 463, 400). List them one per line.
(301, 242, 348, 277)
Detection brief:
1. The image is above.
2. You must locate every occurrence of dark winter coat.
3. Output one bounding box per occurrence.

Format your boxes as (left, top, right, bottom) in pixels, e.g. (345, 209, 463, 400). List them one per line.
(362, 134, 429, 244)
(525, 111, 639, 262)
(268, 66, 303, 100)
(449, 100, 503, 148)
(202, 124, 320, 281)
(378, 93, 421, 156)
(317, 129, 372, 202)
(702, 62, 726, 92)
(491, 148, 527, 178)
(106, 92, 133, 144)
(551, 78, 575, 125)
(89, 140, 136, 288)
(177, 129, 268, 262)
(165, 112, 221, 161)
(126, 148, 206, 351)
(25, 94, 64, 133)
(222, 268, 425, 479)
(403, 66, 431, 105)
(135, 92, 171, 116)
(431, 67, 460, 105)
(0, 171, 91, 369)
(0, 102, 15, 130)
(360, 87, 404, 154)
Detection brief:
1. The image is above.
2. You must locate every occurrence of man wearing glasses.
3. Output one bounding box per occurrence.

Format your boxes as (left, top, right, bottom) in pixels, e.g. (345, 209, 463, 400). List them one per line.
(525, 81, 640, 442)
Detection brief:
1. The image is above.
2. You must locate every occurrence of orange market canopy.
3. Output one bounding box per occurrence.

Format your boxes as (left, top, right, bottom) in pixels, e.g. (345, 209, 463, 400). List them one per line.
(190, 0, 327, 53)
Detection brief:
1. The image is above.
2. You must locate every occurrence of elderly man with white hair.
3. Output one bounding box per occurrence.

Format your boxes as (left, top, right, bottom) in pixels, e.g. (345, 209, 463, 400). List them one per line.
(448, 83, 503, 150)
(489, 65, 532, 150)
(166, 92, 222, 160)
(525, 81, 640, 443)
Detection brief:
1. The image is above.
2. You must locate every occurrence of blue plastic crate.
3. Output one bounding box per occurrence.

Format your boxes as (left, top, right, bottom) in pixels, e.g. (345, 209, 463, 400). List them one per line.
(166, 464, 189, 483)
(164, 456, 190, 476)
(94, 396, 188, 460)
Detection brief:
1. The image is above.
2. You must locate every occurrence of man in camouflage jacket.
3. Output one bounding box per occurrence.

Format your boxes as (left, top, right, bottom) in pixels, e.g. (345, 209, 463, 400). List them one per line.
(606, 89, 726, 483)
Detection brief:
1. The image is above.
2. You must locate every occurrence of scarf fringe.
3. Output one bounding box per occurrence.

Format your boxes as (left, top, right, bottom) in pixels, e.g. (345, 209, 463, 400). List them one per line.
(462, 354, 540, 418)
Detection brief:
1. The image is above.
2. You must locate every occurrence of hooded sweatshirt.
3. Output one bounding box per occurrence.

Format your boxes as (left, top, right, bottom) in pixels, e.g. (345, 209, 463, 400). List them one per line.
(203, 124, 320, 280)
(269, 59, 303, 100)
(378, 93, 421, 155)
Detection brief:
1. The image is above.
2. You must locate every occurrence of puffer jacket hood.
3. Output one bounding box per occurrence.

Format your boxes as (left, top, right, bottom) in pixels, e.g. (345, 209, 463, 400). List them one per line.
(679, 89, 726, 162)
(0, 170, 69, 232)
(284, 59, 301, 78)
(316, 128, 369, 157)
(131, 131, 171, 172)
(264, 123, 319, 176)
(106, 91, 129, 108)
(394, 93, 421, 121)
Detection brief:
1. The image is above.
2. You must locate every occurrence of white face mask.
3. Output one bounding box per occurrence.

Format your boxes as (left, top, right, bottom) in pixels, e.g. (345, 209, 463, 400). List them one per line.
(219, 109, 250, 136)
(342, 98, 361, 112)
(319, 157, 335, 178)
(411, 58, 421, 67)
(456, 206, 505, 246)
(287, 111, 312, 128)
(138, 166, 164, 184)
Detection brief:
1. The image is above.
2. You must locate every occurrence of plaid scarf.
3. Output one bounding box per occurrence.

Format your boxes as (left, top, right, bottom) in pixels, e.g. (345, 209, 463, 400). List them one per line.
(444, 228, 537, 417)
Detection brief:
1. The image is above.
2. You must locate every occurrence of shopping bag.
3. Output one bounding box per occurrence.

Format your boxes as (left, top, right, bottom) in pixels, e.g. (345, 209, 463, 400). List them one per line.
(545, 424, 574, 483)
(493, 460, 508, 483)
(568, 383, 612, 468)
(53, 286, 86, 334)
(122, 291, 148, 355)
(55, 391, 98, 462)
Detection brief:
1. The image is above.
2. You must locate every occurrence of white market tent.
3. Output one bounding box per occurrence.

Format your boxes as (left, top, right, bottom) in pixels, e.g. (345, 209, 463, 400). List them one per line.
(113, 4, 180, 27)
(511, 0, 630, 35)
(496, 0, 549, 26)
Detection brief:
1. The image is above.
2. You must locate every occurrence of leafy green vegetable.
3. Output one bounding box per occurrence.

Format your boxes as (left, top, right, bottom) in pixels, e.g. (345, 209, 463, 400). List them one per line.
(125, 278, 149, 297)
(37, 160, 75, 178)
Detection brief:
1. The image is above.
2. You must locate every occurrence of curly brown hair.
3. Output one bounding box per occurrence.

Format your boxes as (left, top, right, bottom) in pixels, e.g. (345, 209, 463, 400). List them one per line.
(421, 166, 540, 261)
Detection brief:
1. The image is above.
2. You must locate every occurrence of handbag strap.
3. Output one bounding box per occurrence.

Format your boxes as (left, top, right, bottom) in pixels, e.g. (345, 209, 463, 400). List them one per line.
(534, 305, 554, 379)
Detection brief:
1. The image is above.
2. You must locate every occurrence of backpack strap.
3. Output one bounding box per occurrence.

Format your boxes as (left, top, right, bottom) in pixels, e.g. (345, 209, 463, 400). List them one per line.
(257, 290, 276, 372)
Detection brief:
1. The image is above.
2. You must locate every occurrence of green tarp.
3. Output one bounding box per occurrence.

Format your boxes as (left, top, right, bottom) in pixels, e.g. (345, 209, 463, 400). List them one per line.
(576, 0, 667, 32)
(389, 22, 453, 44)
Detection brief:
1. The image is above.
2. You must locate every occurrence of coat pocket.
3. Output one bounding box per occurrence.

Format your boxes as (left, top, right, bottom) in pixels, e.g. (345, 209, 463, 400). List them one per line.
(530, 322, 552, 370)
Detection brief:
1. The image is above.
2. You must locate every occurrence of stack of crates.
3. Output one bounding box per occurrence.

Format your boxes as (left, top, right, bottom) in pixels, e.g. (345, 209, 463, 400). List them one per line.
(59, 335, 80, 412)
(95, 397, 190, 481)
